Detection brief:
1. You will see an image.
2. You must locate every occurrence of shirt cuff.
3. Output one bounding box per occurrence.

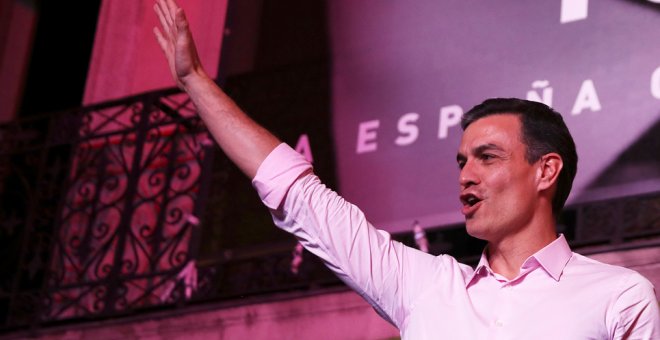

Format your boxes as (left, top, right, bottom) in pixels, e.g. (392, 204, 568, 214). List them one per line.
(252, 143, 313, 210)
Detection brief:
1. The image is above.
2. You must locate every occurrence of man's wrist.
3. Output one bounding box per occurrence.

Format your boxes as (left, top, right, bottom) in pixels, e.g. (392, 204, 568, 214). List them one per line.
(180, 68, 210, 90)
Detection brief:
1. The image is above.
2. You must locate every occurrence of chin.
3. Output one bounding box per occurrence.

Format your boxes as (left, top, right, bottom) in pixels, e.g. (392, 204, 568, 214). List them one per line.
(465, 220, 490, 241)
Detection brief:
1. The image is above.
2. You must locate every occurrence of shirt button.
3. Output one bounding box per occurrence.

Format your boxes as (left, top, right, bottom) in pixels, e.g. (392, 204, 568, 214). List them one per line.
(495, 319, 504, 327)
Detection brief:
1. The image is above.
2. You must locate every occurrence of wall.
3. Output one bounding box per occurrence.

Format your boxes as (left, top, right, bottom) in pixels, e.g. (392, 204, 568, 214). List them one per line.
(12, 244, 659, 340)
(21, 289, 400, 340)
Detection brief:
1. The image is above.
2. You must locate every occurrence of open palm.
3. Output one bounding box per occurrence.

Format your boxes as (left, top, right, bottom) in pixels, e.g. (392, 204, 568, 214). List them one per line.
(153, 0, 205, 89)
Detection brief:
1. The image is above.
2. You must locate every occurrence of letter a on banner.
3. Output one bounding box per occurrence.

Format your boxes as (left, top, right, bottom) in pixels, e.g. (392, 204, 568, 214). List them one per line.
(572, 79, 601, 115)
(295, 134, 314, 163)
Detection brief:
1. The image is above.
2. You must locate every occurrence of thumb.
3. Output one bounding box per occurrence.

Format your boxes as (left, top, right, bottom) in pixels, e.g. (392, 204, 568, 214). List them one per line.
(175, 8, 189, 32)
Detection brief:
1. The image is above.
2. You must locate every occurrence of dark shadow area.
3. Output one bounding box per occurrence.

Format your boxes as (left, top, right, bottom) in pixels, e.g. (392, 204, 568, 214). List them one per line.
(18, 1, 101, 117)
(200, 0, 334, 256)
(581, 117, 660, 196)
(623, 0, 660, 11)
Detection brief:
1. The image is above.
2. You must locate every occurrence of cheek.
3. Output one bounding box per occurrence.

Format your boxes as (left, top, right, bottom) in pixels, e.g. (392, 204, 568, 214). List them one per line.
(504, 178, 538, 211)
(484, 168, 514, 192)
(485, 170, 534, 207)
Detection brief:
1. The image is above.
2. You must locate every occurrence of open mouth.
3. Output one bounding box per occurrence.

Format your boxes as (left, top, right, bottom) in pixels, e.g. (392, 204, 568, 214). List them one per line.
(460, 193, 483, 216)
(460, 193, 482, 207)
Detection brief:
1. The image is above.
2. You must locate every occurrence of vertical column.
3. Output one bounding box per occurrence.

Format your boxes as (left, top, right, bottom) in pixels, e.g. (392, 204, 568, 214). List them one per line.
(83, 0, 228, 105)
(0, 0, 38, 123)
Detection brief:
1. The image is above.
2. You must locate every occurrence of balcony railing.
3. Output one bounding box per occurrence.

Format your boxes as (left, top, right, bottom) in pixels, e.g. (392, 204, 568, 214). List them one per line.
(0, 88, 215, 330)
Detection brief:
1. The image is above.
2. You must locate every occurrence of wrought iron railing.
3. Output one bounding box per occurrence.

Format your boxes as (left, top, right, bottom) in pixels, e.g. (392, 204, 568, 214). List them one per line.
(0, 88, 215, 330)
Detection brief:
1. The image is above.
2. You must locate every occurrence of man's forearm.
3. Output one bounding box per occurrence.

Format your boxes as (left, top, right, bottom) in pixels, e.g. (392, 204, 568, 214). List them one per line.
(182, 73, 281, 179)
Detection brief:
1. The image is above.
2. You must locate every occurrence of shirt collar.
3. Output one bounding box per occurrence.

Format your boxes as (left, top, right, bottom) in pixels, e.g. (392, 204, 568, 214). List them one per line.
(466, 251, 493, 287)
(531, 234, 573, 281)
(466, 234, 573, 286)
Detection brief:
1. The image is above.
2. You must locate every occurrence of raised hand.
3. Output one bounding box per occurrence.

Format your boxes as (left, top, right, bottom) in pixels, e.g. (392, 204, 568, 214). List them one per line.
(153, 0, 206, 89)
(152, 0, 280, 178)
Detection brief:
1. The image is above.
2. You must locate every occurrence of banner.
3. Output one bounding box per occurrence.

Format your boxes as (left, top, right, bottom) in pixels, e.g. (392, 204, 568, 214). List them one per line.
(329, 0, 660, 232)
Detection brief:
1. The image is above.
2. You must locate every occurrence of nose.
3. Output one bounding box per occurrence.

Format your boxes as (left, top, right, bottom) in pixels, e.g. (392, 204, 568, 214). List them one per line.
(459, 159, 479, 189)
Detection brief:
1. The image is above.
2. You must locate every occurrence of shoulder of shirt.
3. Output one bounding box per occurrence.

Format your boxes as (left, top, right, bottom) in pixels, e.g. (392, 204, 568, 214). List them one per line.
(569, 252, 654, 287)
(435, 253, 476, 279)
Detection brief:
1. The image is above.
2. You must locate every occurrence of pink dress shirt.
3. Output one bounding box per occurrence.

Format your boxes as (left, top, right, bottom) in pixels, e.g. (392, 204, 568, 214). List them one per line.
(253, 143, 660, 339)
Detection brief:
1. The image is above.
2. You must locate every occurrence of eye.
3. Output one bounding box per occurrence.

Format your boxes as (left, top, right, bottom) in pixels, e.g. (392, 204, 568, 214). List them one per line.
(480, 153, 495, 161)
(478, 153, 498, 164)
(457, 160, 465, 170)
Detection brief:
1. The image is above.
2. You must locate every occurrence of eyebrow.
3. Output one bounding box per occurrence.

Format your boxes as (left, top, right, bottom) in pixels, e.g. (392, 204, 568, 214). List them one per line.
(456, 143, 504, 163)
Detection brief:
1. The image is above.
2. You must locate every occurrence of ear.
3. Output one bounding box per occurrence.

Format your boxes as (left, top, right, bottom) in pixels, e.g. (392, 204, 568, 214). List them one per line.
(537, 153, 563, 192)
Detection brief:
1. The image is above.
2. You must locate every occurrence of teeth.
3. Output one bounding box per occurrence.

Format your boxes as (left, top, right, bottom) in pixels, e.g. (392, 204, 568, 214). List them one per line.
(465, 196, 479, 206)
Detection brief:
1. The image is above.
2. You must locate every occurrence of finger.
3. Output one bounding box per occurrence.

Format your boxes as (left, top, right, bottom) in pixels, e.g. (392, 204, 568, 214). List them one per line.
(174, 7, 188, 32)
(165, 0, 180, 22)
(153, 3, 170, 34)
(156, 0, 174, 26)
(153, 27, 169, 53)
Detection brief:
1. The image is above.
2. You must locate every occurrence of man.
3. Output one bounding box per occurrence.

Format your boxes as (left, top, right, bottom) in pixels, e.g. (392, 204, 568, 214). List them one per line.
(153, 0, 660, 338)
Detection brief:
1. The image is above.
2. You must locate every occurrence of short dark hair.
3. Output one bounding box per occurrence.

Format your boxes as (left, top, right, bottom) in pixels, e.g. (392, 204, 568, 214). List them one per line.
(461, 98, 578, 217)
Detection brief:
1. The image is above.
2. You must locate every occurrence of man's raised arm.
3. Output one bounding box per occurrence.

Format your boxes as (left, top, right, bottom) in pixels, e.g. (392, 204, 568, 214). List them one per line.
(153, 0, 280, 179)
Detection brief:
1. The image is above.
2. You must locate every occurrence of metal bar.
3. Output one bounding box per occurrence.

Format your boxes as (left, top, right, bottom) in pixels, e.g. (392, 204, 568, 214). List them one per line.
(102, 97, 153, 314)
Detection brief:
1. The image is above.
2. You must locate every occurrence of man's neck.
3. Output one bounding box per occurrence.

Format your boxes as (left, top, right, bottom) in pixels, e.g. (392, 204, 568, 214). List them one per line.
(486, 224, 557, 280)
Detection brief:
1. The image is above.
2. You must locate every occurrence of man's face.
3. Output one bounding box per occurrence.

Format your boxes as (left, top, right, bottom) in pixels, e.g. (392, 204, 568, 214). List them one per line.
(456, 114, 540, 242)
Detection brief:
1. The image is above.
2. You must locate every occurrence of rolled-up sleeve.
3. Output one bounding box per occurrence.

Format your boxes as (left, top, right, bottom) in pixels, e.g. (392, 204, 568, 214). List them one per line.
(252, 143, 313, 210)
